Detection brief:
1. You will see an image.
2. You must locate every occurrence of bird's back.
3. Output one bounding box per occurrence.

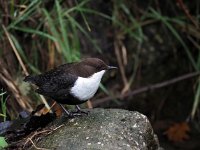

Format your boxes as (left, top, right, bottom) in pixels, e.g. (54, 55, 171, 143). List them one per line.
(24, 63, 78, 97)
(24, 58, 108, 104)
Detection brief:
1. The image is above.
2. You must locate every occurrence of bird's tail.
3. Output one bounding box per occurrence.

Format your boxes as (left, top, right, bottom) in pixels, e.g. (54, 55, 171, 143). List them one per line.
(24, 75, 37, 83)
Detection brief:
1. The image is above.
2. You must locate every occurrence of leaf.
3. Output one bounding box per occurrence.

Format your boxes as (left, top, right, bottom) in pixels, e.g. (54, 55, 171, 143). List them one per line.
(164, 122, 190, 142)
(54, 103, 63, 117)
(0, 136, 8, 148)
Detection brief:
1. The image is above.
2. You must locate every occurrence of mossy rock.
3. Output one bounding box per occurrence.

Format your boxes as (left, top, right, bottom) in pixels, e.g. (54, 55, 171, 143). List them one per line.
(34, 108, 162, 150)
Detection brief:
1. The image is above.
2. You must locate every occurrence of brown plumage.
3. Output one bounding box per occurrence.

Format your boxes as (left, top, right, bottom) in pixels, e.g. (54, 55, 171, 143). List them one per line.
(24, 58, 116, 106)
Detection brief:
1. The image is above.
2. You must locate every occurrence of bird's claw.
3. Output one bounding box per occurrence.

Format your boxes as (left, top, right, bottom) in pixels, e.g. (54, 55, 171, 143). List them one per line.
(72, 105, 90, 116)
(71, 109, 89, 116)
(59, 104, 89, 118)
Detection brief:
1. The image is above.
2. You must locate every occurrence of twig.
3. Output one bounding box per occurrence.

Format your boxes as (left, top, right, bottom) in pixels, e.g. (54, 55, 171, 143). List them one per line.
(2, 25, 29, 76)
(24, 125, 63, 149)
(2, 25, 51, 110)
(52, 124, 64, 131)
(114, 35, 129, 94)
(40, 95, 51, 110)
(93, 71, 200, 106)
(0, 61, 32, 111)
(87, 100, 93, 109)
(24, 130, 50, 147)
(28, 138, 49, 150)
(176, 0, 199, 28)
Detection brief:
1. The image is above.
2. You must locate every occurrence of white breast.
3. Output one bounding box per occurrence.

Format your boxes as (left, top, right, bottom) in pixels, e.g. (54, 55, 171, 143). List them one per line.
(70, 70, 106, 101)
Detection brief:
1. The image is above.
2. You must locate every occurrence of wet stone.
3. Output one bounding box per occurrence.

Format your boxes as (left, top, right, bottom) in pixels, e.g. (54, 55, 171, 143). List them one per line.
(34, 108, 162, 150)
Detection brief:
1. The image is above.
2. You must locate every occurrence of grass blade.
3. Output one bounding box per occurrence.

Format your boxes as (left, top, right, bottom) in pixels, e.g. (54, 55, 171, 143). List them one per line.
(191, 81, 200, 117)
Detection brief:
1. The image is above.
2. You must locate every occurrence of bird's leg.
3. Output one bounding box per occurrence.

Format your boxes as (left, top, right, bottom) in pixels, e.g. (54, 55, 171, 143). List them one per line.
(73, 105, 89, 115)
(59, 104, 74, 118)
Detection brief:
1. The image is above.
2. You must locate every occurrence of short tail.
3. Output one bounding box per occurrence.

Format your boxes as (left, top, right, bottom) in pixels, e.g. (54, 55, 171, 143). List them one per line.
(24, 75, 36, 83)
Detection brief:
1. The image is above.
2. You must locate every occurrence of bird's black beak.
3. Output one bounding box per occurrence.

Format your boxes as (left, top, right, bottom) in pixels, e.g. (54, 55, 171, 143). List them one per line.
(107, 66, 118, 70)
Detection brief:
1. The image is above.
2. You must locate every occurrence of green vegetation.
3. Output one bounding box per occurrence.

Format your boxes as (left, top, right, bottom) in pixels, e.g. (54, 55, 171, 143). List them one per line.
(0, 136, 8, 149)
(147, 8, 200, 118)
(0, 90, 7, 122)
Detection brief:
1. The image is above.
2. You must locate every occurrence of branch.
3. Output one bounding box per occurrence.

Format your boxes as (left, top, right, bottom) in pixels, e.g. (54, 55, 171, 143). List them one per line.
(93, 72, 200, 106)
(176, 0, 199, 28)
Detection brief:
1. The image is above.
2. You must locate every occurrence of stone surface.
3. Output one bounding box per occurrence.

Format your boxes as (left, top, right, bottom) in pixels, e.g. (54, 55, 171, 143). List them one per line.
(35, 109, 161, 150)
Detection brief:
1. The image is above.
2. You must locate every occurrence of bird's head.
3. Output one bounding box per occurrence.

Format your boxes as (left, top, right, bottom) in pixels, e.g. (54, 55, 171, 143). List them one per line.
(83, 58, 117, 72)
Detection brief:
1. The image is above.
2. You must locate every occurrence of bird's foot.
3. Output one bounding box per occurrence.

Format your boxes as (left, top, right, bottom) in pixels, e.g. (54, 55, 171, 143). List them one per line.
(71, 110, 89, 115)
(67, 112, 81, 118)
(59, 104, 89, 118)
(71, 105, 89, 116)
(59, 104, 76, 118)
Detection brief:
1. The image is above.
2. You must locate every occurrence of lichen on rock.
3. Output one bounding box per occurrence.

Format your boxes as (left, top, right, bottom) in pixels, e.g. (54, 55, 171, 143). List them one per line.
(34, 108, 162, 150)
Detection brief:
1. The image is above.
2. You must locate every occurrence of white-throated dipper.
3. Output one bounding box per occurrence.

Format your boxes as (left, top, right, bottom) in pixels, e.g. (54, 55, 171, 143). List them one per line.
(24, 58, 117, 117)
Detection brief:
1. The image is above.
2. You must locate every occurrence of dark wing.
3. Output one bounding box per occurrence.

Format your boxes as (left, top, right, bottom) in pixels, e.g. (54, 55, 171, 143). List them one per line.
(24, 62, 76, 86)
(36, 72, 77, 98)
(24, 62, 78, 98)
(24, 60, 98, 98)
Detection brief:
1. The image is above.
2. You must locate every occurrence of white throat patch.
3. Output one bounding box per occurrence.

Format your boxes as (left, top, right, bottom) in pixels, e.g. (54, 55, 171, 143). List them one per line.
(70, 70, 106, 101)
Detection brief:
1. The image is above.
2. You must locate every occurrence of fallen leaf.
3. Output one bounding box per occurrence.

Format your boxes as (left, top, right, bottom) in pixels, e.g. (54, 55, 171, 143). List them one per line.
(4, 105, 56, 143)
(54, 103, 63, 117)
(164, 122, 190, 142)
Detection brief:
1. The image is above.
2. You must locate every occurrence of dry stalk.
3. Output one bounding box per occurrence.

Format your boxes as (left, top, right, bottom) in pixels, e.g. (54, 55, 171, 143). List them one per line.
(2, 25, 29, 76)
(0, 60, 33, 112)
(114, 33, 130, 94)
(93, 71, 200, 106)
(86, 100, 93, 109)
(2, 25, 51, 110)
(28, 138, 49, 150)
(24, 125, 63, 149)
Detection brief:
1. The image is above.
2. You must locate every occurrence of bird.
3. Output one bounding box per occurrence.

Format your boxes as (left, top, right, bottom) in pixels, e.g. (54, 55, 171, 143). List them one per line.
(24, 58, 117, 117)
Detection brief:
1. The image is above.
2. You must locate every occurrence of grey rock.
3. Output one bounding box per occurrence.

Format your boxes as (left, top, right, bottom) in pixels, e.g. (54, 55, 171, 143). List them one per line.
(35, 108, 161, 150)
